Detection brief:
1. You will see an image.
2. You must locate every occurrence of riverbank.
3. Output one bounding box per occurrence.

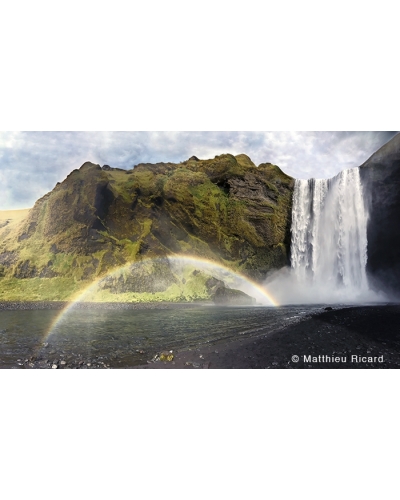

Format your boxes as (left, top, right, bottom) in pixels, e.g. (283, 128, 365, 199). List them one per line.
(0, 301, 207, 311)
(137, 305, 400, 369)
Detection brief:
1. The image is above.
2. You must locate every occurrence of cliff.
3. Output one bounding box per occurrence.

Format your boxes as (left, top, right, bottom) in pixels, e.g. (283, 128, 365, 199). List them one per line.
(359, 133, 400, 295)
(0, 154, 294, 301)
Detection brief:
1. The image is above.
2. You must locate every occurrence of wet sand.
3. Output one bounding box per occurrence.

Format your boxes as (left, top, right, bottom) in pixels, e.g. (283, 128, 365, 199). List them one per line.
(137, 305, 400, 369)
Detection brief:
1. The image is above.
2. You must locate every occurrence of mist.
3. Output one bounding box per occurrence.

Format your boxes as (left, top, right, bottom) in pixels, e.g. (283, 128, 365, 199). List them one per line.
(263, 266, 387, 306)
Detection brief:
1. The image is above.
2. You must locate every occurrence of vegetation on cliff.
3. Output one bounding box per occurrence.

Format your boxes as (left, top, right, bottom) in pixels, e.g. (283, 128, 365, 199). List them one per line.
(0, 153, 294, 301)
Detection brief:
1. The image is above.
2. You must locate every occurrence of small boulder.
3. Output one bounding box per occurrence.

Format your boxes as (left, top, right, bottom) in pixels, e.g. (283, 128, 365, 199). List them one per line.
(159, 351, 174, 362)
(213, 286, 255, 306)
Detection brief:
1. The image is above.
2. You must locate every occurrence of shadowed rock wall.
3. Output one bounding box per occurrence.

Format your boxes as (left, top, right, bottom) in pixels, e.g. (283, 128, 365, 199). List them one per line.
(359, 133, 400, 296)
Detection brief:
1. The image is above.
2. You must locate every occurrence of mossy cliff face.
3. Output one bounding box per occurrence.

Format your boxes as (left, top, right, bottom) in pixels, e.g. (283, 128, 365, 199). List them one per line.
(0, 154, 294, 299)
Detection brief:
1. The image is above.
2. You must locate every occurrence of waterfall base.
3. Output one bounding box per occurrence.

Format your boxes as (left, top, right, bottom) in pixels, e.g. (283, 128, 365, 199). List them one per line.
(264, 266, 386, 305)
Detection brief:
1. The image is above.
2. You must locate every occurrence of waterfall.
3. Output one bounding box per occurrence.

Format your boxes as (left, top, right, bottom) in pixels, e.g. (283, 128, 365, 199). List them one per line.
(289, 167, 371, 302)
(264, 166, 385, 304)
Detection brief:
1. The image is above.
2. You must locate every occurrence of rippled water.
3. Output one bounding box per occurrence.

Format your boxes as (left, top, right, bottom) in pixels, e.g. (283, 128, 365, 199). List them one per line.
(0, 304, 321, 368)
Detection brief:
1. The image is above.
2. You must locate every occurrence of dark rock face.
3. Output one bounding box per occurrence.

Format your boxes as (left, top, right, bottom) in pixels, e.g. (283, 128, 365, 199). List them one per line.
(98, 259, 178, 294)
(212, 286, 255, 306)
(205, 276, 225, 291)
(102, 165, 125, 172)
(0, 251, 17, 267)
(204, 275, 256, 305)
(14, 260, 37, 279)
(359, 133, 400, 296)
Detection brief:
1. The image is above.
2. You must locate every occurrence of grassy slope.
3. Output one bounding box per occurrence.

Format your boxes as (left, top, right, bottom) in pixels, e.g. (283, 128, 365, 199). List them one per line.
(0, 209, 31, 227)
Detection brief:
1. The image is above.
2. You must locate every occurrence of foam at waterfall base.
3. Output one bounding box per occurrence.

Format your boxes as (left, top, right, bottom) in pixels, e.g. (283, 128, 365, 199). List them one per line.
(263, 267, 387, 305)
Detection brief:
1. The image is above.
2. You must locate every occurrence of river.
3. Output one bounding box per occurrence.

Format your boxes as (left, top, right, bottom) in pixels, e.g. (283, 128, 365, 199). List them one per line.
(0, 304, 323, 368)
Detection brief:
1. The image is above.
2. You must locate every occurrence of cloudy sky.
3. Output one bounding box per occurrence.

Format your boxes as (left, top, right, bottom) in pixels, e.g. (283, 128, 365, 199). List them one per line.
(0, 131, 397, 210)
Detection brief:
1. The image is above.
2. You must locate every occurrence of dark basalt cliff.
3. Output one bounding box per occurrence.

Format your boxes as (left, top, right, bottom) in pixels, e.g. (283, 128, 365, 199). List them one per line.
(359, 133, 400, 296)
(0, 154, 294, 288)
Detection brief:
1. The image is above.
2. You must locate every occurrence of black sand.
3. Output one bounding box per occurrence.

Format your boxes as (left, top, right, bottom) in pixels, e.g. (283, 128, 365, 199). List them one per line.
(138, 305, 400, 369)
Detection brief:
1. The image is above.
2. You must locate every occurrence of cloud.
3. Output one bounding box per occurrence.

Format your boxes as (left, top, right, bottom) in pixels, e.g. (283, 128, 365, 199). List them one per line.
(0, 131, 397, 209)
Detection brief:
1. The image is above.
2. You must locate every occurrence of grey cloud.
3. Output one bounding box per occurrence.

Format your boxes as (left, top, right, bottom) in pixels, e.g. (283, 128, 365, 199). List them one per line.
(0, 131, 397, 209)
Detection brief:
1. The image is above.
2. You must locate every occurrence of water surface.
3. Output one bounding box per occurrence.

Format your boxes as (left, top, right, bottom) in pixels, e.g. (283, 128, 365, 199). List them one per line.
(0, 304, 322, 368)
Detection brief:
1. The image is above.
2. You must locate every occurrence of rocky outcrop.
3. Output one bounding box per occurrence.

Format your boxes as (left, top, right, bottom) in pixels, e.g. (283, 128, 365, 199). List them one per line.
(0, 154, 294, 286)
(204, 275, 255, 304)
(359, 133, 400, 296)
(212, 286, 255, 306)
(98, 259, 178, 294)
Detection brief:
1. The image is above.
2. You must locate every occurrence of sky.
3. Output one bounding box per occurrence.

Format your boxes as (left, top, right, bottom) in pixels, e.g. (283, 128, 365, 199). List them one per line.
(0, 131, 398, 210)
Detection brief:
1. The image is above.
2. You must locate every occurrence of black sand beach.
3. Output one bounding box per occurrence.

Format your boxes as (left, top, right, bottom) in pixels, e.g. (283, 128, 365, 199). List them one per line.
(137, 305, 400, 369)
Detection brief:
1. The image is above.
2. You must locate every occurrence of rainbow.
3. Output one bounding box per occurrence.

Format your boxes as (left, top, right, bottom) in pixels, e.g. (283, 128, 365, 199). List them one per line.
(42, 255, 279, 344)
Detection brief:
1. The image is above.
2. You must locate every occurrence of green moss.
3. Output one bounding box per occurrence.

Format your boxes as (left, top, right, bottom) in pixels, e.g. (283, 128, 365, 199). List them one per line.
(235, 154, 256, 169)
(52, 253, 76, 274)
(0, 277, 86, 301)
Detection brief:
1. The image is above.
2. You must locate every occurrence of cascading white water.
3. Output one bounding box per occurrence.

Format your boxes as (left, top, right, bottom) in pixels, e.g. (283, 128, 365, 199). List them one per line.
(289, 167, 371, 302)
(264, 166, 384, 304)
